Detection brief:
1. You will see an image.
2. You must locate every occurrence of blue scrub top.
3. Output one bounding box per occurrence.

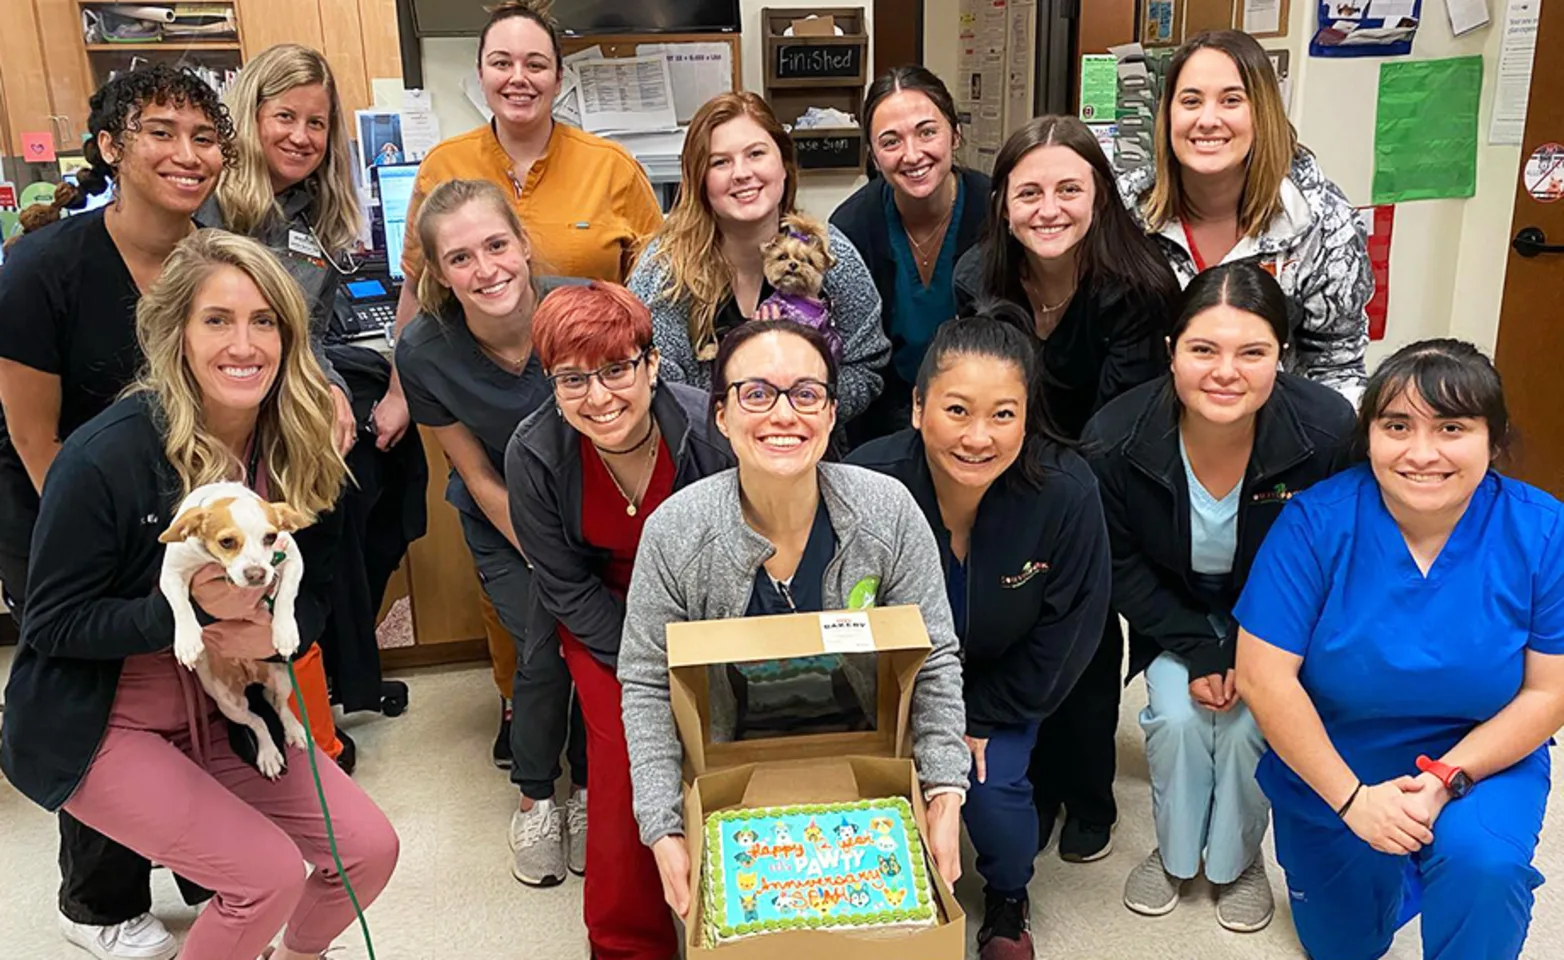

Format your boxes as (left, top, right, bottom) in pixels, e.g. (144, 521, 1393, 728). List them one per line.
(1234, 464, 1564, 823)
(884, 180, 964, 385)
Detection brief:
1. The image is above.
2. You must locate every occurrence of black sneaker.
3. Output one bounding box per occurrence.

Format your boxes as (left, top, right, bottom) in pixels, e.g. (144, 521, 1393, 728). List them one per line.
(977, 893, 1033, 960)
(1059, 816, 1114, 863)
(1037, 803, 1059, 854)
(335, 728, 357, 776)
(493, 698, 514, 769)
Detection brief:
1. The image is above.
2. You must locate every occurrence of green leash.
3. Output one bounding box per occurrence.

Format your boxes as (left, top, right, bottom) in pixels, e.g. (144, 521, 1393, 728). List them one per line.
(284, 659, 377, 960)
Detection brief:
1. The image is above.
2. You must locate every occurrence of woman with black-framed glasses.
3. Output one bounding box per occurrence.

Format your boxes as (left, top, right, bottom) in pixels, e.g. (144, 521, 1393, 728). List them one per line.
(506, 281, 732, 959)
(618, 318, 971, 923)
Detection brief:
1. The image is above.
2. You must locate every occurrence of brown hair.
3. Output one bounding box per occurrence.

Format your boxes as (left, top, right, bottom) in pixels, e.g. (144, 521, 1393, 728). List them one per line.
(480, 0, 562, 68)
(1142, 30, 1297, 237)
(644, 92, 800, 357)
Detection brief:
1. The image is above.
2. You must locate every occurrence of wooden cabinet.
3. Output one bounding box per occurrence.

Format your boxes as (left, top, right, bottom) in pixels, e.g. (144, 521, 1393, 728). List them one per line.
(235, 0, 404, 117)
(0, 0, 91, 157)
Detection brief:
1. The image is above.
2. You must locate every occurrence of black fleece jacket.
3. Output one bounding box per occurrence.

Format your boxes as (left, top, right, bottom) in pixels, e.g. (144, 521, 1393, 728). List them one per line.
(0, 393, 343, 810)
(849, 429, 1112, 737)
(1081, 373, 1354, 680)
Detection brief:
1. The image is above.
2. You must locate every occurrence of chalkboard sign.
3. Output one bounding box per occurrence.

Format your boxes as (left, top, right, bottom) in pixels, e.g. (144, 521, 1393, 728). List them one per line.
(795, 133, 861, 170)
(774, 43, 862, 80)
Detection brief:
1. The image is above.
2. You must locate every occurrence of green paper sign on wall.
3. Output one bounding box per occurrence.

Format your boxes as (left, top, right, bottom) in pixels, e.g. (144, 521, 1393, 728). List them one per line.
(1373, 56, 1483, 205)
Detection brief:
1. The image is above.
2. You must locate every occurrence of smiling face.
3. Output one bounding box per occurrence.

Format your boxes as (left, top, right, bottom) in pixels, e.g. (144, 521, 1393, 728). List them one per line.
(1002, 144, 1095, 264)
(258, 82, 329, 192)
(704, 115, 788, 230)
(1171, 304, 1281, 426)
(1169, 48, 1255, 180)
(716, 331, 837, 483)
(432, 200, 533, 321)
(913, 354, 1027, 493)
(1369, 385, 1491, 523)
(552, 348, 660, 450)
(869, 89, 958, 202)
(103, 101, 223, 216)
(479, 16, 560, 131)
(182, 264, 284, 425)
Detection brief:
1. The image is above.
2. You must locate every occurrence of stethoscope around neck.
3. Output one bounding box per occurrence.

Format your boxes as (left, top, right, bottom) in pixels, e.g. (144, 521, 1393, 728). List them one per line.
(306, 221, 365, 276)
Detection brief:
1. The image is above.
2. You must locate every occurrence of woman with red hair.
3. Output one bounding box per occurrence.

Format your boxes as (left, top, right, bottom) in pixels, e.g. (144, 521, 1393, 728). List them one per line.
(506, 281, 733, 959)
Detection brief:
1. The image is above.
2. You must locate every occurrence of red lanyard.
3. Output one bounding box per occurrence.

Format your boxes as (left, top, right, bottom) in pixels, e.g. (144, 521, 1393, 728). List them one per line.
(1181, 220, 1209, 273)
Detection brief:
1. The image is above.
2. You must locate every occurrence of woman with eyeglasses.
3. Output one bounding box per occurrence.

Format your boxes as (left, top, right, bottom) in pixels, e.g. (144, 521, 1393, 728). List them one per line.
(619, 319, 970, 922)
(398, 179, 591, 888)
(505, 281, 731, 960)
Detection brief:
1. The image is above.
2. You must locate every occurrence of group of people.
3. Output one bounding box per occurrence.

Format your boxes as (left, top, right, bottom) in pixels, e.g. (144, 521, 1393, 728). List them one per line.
(0, 1, 1558, 959)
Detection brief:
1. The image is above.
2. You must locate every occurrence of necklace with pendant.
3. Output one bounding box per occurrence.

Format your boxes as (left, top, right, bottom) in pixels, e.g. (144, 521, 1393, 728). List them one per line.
(599, 422, 659, 516)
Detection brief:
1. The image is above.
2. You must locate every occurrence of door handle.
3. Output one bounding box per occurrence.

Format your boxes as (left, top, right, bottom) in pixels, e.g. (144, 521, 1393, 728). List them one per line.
(1512, 227, 1564, 258)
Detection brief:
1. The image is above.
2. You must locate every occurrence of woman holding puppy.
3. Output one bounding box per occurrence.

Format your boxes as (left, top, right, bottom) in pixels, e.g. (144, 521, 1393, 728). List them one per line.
(0, 230, 399, 960)
(619, 320, 969, 922)
(627, 92, 890, 426)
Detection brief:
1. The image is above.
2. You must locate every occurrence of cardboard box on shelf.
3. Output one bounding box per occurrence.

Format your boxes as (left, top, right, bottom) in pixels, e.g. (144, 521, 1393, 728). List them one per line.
(667, 605, 965, 958)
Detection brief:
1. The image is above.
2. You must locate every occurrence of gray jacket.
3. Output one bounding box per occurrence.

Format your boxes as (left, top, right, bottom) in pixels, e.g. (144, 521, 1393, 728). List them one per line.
(626, 225, 891, 421)
(618, 461, 970, 847)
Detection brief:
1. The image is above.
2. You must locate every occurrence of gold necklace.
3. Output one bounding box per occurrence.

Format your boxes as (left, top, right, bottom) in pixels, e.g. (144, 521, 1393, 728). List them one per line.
(903, 180, 956, 267)
(473, 332, 530, 372)
(599, 423, 659, 516)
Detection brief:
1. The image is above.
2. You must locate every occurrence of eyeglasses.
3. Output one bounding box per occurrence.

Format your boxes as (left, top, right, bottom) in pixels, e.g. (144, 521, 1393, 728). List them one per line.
(546, 348, 650, 399)
(725, 378, 835, 415)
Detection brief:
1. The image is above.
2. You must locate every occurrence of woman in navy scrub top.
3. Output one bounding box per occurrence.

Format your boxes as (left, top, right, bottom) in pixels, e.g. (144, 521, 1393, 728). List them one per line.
(1235, 339, 1564, 960)
(830, 67, 990, 443)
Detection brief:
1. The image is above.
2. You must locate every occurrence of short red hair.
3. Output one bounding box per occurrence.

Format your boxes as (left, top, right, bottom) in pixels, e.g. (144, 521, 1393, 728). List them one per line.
(532, 281, 653, 370)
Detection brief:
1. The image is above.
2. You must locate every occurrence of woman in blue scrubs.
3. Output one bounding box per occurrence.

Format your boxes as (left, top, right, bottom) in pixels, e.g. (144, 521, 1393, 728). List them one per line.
(1235, 339, 1564, 960)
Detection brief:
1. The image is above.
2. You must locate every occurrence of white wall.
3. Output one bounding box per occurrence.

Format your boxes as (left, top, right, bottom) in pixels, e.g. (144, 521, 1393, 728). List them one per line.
(416, 0, 874, 221)
(917, 2, 1526, 359)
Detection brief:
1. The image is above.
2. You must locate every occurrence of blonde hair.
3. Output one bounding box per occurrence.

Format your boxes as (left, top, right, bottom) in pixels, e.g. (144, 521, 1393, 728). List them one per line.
(413, 178, 536, 317)
(646, 92, 799, 358)
(130, 229, 347, 518)
(216, 44, 362, 254)
(1142, 30, 1298, 238)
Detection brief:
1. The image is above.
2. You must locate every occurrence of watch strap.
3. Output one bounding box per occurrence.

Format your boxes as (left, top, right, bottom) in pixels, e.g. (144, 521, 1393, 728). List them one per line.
(1415, 754, 1462, 789)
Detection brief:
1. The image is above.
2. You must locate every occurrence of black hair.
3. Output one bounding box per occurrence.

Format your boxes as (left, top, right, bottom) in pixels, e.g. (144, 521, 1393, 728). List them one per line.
(85, 64, 237, 192)
(480, 0, 563, 69)
(863, 65, 962, 146)
(979, 115, 1180, 334)
(710, 320, 840, 416)
(1171, 261, 1292, 348)
(915, 307, 1071, 487)
(1355, 338, 1511, 462)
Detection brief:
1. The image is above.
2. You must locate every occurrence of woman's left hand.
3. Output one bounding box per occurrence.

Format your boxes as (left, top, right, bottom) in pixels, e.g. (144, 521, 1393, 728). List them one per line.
(1398, 772, 1452, 831)
(329, 385, 357, 455)
(964, 736, 989, 784)
(925, 792, 963, 890)
(753, 301, 783, 322)
(188, 563, 278, 661)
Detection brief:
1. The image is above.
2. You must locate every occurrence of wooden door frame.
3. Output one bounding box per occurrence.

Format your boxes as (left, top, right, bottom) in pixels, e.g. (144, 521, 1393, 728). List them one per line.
(874, 0, 923, 75)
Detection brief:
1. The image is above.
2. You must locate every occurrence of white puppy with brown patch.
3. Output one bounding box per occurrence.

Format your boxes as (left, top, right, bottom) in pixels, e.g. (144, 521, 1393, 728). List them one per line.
(159, 481, 312, 779)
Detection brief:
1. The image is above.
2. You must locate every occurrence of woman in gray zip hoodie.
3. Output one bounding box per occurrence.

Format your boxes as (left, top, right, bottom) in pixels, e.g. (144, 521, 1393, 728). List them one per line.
(618, 319, 970, 918)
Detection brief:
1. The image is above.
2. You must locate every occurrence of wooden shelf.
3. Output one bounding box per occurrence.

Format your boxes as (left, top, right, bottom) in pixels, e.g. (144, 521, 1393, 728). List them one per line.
(77, 0, 236, 5)
(85, 42, 241, 52)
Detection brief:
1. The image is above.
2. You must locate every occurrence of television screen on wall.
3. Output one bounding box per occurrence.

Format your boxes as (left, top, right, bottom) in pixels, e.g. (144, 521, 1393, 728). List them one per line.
(410, 0, 741, 37)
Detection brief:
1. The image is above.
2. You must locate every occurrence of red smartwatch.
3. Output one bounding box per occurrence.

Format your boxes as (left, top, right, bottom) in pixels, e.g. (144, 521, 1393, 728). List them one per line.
(1416, 755, 1473, 799)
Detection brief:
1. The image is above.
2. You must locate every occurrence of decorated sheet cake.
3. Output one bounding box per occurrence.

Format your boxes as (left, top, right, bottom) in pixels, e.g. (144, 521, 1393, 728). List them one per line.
(701, 797, 937, 944)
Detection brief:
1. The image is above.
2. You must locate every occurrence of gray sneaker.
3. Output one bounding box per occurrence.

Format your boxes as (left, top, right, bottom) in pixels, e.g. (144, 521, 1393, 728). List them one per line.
(566, 789, 588, 877)
(1216, 856, 1275, 932)
(509, 798, 566, 887)
(1123, 849, 1182, 917)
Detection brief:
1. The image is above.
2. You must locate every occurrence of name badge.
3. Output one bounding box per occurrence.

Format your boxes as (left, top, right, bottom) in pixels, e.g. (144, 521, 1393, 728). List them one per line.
(287, 229, 323, 259)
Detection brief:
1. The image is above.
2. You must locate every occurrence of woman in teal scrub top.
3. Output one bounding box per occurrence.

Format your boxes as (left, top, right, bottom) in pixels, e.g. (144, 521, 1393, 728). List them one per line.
(1235, 339, 1564, 960)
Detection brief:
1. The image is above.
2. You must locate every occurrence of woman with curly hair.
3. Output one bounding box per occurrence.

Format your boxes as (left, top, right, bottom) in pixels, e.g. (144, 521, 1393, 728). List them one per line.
(0, 64, 236, 960)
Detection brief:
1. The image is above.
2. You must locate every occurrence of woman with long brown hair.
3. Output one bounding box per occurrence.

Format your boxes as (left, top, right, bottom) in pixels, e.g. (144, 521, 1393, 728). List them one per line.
(628, 92, 889, 426)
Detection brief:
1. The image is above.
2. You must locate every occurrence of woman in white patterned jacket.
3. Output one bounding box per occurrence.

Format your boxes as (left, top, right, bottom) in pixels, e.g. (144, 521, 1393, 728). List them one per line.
(1119, 29, 1373, 406)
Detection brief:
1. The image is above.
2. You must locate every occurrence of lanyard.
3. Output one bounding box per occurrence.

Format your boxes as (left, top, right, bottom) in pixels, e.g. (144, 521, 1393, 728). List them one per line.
(1181, 220, 1209, 273)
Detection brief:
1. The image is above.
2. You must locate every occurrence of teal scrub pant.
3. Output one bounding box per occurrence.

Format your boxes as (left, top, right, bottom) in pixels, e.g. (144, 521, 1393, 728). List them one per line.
(1140, 651, 1270, 882)
(1271, 747, 1548, 960)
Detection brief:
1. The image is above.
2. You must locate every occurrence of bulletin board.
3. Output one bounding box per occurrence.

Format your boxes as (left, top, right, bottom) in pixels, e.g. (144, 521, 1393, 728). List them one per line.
(559, 34, 742, 94)
(1141, 0, 1291, 46)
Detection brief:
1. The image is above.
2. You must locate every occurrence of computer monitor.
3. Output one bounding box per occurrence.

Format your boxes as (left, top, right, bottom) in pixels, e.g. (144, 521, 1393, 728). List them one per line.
(374, 163, 420, 281)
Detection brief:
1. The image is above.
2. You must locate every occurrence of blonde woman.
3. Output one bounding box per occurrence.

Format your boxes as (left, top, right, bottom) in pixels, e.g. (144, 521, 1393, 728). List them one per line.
(626, 91, 889, 425)
(1118, 29, 1371, 404)
(197, 42, 362, 456)
(395, 178, 588, 887)
(0, 230, 400, 960)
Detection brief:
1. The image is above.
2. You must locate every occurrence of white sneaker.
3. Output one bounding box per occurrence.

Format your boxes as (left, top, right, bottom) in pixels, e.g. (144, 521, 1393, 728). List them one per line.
(508, 797, 566, 887)
(566, 789, 588, 877)
(59, 912, 178, 960)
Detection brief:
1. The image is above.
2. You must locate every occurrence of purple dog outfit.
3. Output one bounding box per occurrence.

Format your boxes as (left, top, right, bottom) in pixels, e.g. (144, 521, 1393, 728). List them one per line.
(762, 292, 843, 362)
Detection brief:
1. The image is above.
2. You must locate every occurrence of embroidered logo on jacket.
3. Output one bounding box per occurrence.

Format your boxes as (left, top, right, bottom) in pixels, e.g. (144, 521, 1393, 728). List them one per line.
(1251, 482, 1293, 504)
(1000, 561, 1049, 589)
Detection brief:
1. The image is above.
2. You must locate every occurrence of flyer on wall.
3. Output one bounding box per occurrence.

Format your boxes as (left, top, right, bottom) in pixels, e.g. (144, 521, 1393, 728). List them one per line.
(1310, 0, 1423, 57)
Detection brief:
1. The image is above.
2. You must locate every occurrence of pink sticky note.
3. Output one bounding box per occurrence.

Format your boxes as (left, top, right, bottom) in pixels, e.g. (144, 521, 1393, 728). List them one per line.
(21, 131, 57, 163)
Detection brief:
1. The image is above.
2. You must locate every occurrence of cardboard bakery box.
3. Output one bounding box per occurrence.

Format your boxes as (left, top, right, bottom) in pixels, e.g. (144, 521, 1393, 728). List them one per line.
(667, 605, 965, 958)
